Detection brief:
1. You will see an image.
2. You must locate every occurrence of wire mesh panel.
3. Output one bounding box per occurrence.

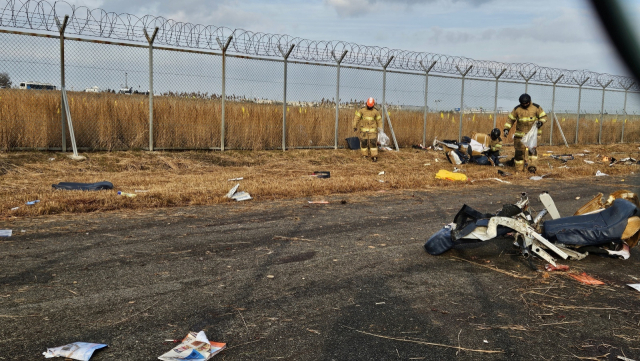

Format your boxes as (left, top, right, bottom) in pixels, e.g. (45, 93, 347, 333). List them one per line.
(337, 66, 383, 148)
(225, 56, 283, 150)
(153, 48, 222, 149)
(286, 62, 337, 148)
(0, 32, 60, 150)
(550, 86, 580, 144)
(599, 89, 624, 144)
(426, 75, 463, 141)
(385, 71, 425, 147)
(65, 39, 148, 150)
(576, 87, 602, 145)
(459, 78, 498, 140)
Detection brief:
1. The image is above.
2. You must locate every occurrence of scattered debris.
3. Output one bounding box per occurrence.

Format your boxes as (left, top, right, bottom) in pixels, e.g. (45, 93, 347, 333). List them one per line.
(43, 342, 107, 361)
(308, 201, 329, 204)
(25, 200, 40, 205)
(545, 264, 569, 272)
(117, 192, 136, 198)
(529, 174, 550, 181)
(266, 275, 275, 279)
(595, 170, 608, 177)
(425, 191, 640, 267)
(378, 171, 385, 175)
(158, 331, 225, 361)
(551, 154, 574, 162)
(134, 190, 149, 193)
(568, 272, 605, 285)
(311, 171, 330, 179)
(10, 207, 19, 211)
(628, 284, 640, 293)
(424, 163, 431, 166)
(435, 169, 467, 182)
(584, 160, 594, 164)
(470, 178, 511, 184)
(225, 183, 252, 201)
(453, 167, 465, 173)
(48, 157, 55, 161)
(378, 180, 386, 183)
(498, 170, 511, 177)
(231, 192, 252, 201)
(52, 181, 114, 191)
(0, 230, 12, 237)
(226, 184, 240, 198)
(227, 177, 243, 181)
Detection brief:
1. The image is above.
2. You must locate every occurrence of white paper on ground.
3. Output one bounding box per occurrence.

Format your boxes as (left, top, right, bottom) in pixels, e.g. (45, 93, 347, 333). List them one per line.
(225, 183, 240, 198)
(628, 284, 640, 293)
(43, 342, 107, 360)
(0, 230, 12, 237)
(158, 331, 226, 361)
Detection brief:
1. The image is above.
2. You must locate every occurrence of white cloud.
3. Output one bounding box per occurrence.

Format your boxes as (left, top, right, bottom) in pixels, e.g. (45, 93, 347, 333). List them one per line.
(324, 0, 378, 18)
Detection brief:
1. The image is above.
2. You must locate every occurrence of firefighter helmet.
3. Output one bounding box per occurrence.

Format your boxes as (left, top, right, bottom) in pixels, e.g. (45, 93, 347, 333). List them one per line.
(366, 97, 375, 108)
(519, 93, 531, 106)
(490, 128, 501, 141)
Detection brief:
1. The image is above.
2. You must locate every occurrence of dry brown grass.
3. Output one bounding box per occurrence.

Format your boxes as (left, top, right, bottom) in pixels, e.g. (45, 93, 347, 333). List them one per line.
(1, 89, 638, 150)
(1, 143, 638, 219)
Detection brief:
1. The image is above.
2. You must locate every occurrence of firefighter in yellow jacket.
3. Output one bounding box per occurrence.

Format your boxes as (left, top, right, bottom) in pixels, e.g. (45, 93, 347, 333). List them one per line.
(504, 94, 547, 173)
(353, 97, 383, 162)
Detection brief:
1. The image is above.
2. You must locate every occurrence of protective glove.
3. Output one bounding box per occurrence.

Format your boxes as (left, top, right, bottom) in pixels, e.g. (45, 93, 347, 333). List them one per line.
(535, 120, 543, 128)
(503, 129, 509, 138)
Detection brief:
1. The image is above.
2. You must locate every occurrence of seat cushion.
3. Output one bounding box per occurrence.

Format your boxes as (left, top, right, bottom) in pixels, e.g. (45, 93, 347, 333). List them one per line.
(543, 199, 639, 246)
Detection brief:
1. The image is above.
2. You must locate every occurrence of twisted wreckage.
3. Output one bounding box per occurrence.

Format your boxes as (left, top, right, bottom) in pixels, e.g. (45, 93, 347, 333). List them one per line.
(425, 190, 640, 266)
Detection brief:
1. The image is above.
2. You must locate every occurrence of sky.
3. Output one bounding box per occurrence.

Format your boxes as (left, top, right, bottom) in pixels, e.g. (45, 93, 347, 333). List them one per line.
(57, 0, 640, 77)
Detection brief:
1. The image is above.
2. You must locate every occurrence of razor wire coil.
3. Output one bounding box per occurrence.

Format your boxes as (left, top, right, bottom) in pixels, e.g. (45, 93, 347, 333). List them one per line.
(0, 0, 638, 91)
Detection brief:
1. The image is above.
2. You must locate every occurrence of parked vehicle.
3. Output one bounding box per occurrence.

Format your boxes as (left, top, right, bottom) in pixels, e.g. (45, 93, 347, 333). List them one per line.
(19, 81, 56, 90)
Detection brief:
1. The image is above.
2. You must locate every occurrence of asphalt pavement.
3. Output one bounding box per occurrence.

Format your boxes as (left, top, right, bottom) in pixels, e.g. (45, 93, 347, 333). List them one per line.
(1, 174, 640, 360)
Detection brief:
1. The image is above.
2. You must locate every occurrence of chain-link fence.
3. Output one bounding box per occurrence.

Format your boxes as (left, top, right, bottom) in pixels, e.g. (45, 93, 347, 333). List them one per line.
(1, 3, 640, 151)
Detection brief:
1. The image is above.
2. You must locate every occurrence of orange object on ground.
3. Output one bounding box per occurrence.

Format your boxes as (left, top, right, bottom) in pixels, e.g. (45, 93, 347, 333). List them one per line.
(568, 272, 605, 285)
(545, 264, 569, 272)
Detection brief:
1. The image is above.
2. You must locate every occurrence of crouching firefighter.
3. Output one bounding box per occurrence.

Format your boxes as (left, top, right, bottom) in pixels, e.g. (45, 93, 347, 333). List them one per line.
(504, 93, 546, 173)
(471, 128, 503, 166)
(353, 97, 383, 162)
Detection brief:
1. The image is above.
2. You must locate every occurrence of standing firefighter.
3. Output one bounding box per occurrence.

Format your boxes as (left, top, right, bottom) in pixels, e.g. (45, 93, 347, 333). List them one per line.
(353, 97, 383, 162)
(504, 94, 547, 173)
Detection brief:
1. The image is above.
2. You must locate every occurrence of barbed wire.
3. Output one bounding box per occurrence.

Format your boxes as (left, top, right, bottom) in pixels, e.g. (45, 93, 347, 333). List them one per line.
(1, 0, 638, 91)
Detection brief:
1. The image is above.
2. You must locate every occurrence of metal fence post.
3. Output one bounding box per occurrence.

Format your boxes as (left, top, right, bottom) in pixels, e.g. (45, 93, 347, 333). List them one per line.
(144, 27, 159, 152)
(620, 81, 635, 143)
(55, 15, 69, 152)
(378, 56, 394, 132)
(519, 71, 536, 93)
(419, 60, 436, 147)
(573, 77, 590, 144)
(489, 68, 506, 129)
(332, 50, 348, 149)
(278, 44, 295, 151)
(596, 79, 613, 144)
(546, 74, 564, 145)
(216, 36, 233, 152)
(455, 65, 473, 142)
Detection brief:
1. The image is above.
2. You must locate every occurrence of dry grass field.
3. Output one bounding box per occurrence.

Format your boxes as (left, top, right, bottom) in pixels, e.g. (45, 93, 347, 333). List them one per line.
(1, 143, 638, 219)
(1, 89, 638, 150)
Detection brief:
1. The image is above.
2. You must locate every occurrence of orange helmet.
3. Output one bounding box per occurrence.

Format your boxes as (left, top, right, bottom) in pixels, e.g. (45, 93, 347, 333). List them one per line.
(366, 97, 375, 108)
